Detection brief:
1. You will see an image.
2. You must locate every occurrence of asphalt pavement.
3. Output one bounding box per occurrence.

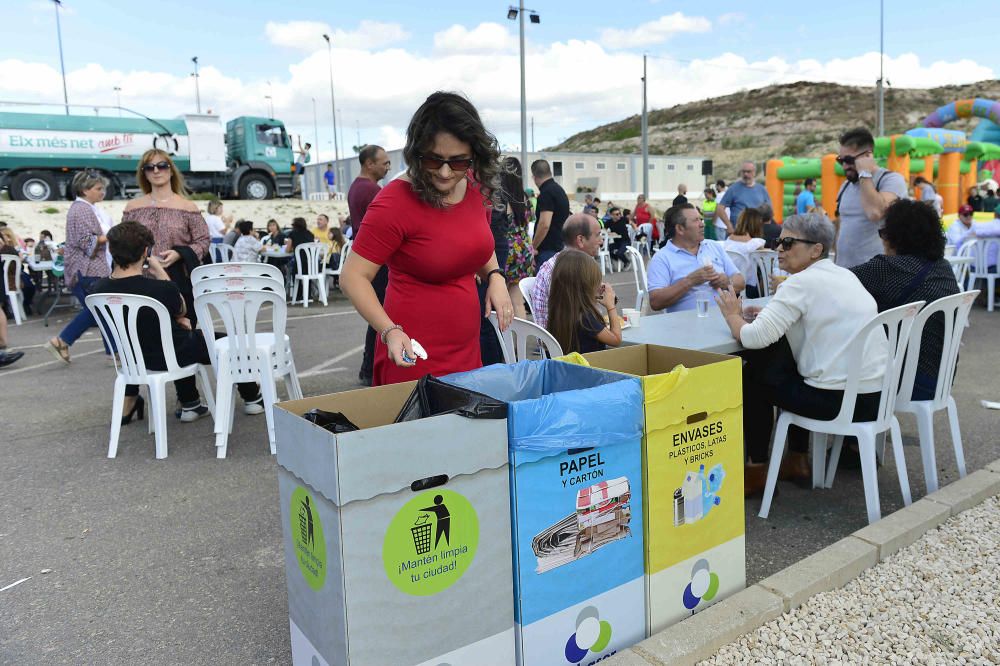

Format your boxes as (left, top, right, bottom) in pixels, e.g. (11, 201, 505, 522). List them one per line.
(1, 271, 998, 664)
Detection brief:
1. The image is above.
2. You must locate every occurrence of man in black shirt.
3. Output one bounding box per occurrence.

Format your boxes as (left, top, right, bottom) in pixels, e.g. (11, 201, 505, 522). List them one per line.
(606, 206, 631, 268)
(530, 159, 570, 267)
(672, 184, 688, 207)
(92, 221, 261, 424)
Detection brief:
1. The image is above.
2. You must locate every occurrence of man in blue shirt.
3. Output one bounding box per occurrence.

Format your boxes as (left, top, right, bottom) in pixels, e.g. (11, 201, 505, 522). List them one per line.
(713, 161, 770, 238)
(324, 163, 336, 199)
(647, 204, 745, 312)
(796, 178, 817, 214)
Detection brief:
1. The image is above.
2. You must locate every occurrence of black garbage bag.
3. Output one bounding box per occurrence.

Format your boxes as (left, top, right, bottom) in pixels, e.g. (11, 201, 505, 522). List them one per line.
(394, 374, 508, 422)
(302, 408, 360, 433)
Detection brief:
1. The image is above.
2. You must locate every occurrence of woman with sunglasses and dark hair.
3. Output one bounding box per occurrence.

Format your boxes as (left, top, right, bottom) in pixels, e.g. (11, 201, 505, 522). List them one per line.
(122, 149, 209, 321)
(341, 91, 513, 386)
(715, 213, 888, 495)
(45, 171, 113, 363)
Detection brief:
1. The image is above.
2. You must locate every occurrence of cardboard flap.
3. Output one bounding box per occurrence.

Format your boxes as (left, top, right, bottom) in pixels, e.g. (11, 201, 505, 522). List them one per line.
(275, 381, 508, 506)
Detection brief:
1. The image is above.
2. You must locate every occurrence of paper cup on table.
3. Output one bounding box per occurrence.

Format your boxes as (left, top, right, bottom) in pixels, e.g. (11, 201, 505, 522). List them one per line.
(626, 310, 641, 327)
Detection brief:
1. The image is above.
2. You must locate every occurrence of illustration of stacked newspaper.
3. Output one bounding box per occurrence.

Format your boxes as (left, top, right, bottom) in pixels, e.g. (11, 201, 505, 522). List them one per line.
(531, 477, 632, 573)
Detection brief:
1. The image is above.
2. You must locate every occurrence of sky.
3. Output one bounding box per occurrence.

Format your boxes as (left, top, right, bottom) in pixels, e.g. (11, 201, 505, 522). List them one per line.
(1, 0, 998, 162)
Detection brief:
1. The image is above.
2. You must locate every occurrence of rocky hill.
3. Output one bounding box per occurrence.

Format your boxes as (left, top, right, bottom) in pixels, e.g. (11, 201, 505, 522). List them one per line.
(549, 79, 1000, 181)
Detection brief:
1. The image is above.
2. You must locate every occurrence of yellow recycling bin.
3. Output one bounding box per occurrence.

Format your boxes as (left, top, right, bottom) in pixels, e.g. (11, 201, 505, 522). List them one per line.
(564, 344, 746, 635)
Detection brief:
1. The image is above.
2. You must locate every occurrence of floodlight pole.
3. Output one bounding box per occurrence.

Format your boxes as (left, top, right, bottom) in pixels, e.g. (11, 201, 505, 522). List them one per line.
(876, 0, 885, 136)
(641, 54, 649, 199)
(53, 0, 69, 115)
(192, 57, 201, 113)
(323, 34, 342, 193)
(518, 0, 528, 184)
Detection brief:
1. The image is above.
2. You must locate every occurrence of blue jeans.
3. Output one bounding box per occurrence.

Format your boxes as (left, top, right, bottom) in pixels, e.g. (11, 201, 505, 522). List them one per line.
(536, 249, 558, 267)
(59, 275, 109, 351)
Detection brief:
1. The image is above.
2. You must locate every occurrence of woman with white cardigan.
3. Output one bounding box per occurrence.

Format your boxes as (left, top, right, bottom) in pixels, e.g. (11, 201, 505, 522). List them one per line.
(715, 213, 888, 496)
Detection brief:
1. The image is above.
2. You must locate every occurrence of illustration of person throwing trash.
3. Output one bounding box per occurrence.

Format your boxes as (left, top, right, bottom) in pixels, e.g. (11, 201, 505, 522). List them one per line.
(421, 495, 451, 548)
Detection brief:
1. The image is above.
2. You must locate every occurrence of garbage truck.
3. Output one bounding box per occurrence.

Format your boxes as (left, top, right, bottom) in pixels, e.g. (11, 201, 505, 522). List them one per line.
(0, 109, 296, 201)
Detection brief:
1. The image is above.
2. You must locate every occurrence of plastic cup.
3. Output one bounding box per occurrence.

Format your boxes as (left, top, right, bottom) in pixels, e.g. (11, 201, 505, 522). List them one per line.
(626, 310, 640, 327)
(696, 296, 710, 318)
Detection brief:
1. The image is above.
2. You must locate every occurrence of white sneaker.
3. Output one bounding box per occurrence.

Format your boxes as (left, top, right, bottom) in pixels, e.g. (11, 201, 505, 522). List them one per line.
(244, 398, 265, 416)
(179, 403, 209, 422)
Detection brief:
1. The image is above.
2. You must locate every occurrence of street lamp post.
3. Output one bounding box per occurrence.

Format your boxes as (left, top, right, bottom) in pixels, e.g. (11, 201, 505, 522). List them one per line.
(191, 56, 201, 113)
(641, 54, 648, 199)
(311, 97, 320, 162)
(52, 0, 69, 115)
(113, 86, 122, 117)
(322, 34, 341, 193)
(507, 3, 539, 188)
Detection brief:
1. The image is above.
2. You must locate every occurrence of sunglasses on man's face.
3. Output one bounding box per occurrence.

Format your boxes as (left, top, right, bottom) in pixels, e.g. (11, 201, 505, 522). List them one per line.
(419, 155, 473, 171)
(143, 161, 171, 173)
(777, 236, 818, 251)
(835, 150, 870, 166)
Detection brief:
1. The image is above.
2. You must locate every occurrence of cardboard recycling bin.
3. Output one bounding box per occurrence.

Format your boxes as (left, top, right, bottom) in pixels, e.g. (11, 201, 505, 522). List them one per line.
(573, 345, 746, 634)
(443, 360, 645, 666)
(274, 380, 515, 666)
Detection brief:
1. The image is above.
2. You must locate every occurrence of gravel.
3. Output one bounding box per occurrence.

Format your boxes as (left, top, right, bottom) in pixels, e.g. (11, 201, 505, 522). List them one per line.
(702, 495, 1000, 665)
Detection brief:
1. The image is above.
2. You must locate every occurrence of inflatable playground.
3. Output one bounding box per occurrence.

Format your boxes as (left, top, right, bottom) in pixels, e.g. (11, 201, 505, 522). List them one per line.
(764, 98, 1000, 222)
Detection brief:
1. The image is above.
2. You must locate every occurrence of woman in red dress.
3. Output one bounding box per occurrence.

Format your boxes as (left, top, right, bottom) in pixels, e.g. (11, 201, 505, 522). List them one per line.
(342, 92, 514, 385)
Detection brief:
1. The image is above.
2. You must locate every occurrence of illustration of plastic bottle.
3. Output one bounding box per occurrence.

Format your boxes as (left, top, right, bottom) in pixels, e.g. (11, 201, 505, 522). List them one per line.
(683, 469, 704, 524)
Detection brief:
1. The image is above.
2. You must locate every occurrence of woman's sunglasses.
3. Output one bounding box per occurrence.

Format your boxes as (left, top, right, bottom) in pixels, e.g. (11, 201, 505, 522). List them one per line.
(143, 161, 171, 173)
(777, 237, 818, 250)
(419, 155, 473, 171)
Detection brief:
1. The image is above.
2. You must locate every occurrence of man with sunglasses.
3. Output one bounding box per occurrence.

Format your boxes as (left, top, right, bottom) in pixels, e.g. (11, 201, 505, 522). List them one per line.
(832, 127, 907, 268)
(714, 162, 769, 239)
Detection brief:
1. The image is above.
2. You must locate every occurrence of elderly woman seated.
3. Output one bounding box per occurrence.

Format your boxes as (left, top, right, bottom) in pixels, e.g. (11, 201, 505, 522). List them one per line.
(715, 213, 888, 496)
(851, 199, 959, 401)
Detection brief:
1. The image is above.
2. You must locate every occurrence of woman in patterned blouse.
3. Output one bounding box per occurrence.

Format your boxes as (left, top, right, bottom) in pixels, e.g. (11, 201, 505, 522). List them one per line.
(122, 149, 209, 321)
(850, 198, 959, 400)
(44, 171, 112, 363)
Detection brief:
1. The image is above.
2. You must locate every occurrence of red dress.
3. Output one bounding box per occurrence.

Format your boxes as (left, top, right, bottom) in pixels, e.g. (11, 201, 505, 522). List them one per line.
(352, 178, 494, 386)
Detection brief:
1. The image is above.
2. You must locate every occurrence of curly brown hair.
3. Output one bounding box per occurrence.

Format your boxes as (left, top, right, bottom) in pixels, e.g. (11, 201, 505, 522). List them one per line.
(403, 91, 501, 209)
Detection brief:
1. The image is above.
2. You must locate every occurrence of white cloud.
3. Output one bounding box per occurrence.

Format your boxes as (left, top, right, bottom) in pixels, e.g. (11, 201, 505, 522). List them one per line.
(433, 23, 517, 55)
(0, 38, 994, 161)
(718, 13, 746, 26)
(264, 19, 409, 52)
(600, 12, 712, 47)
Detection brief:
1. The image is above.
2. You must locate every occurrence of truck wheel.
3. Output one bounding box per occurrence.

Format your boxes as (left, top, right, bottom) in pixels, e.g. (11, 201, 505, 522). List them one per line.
(239, 173, 274, 200)
(11, 171, 59, 201)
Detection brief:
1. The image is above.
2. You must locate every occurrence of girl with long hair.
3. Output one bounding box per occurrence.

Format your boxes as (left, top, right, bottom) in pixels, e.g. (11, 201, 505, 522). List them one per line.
(724, 207, 768, 297)
(341, 91, 513, 385)
(546, 250, 622, 354)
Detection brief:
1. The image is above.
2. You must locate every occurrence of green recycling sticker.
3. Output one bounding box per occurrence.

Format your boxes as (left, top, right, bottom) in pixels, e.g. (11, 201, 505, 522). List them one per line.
(382, 489, 479, 596)
(290, 486, 326, 591)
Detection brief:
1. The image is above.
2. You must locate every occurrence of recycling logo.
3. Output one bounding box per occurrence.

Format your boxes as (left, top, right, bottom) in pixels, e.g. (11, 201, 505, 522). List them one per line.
(564, 606, 612, 664)
(682, 558, 720, 611)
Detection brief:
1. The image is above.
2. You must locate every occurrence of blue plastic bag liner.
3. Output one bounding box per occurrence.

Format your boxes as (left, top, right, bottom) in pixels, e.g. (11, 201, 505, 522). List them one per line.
(442, 360, 646, 666)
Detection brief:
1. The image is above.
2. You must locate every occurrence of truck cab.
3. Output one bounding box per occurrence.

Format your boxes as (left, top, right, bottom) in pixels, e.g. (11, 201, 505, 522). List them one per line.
(225, 116, 295, 199)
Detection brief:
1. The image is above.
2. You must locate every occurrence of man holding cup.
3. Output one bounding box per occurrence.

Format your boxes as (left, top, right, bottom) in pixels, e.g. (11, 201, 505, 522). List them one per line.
(647, 204, 744, 313)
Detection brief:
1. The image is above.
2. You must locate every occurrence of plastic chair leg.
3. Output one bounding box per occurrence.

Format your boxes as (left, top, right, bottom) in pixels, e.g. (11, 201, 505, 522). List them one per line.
(988, 277, 996, 313)
(8, 294, 22, 325)
(214, 379, 232, 457)
(824, 435, 845, 488)
(107, 378, 127, 458)
(197, 365, 216, 419)
(889, 418, 912, 506)
(946, 396, 967, 478)
(857, 430, 881, 524)
(914, 406, 939, 494)
(810, 432, 827, 489)
(758, 415, 789, 519)
(261, 370, 279, 455)
(285, 365, 304, 401)
(149, 381, 169, 460)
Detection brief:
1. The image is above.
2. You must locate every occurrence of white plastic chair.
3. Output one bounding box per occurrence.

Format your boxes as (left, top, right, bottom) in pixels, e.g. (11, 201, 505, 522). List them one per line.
(210, 244, 235, 263)
(487, 314, 563, 363)
(307, 192, 327, 201)
(896, 291, 978, 493)
(964, 238, 1000, 311)
(629, 225, 650, 258)
(191, 262, 284, 284)
(597, 230, 615, 275)
(750, 250, 779, 297)
(292, 242, 328, 307)
(323, 238, 352, 287)
(2, 254, 25, 325)
(946, 256, 973, 290)
(193, 275, 284, 299)
(760, 301, 923, 525)
(518, 276, 537, 315)
(625, 246, 648, 312)
(725, 249, 750, 285)
(194, 289, 302, 458)
(86, 293, 216, 460)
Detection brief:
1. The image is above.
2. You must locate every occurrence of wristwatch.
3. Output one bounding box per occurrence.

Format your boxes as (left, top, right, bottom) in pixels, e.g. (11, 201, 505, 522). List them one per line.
(858, 170, 873, 179)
